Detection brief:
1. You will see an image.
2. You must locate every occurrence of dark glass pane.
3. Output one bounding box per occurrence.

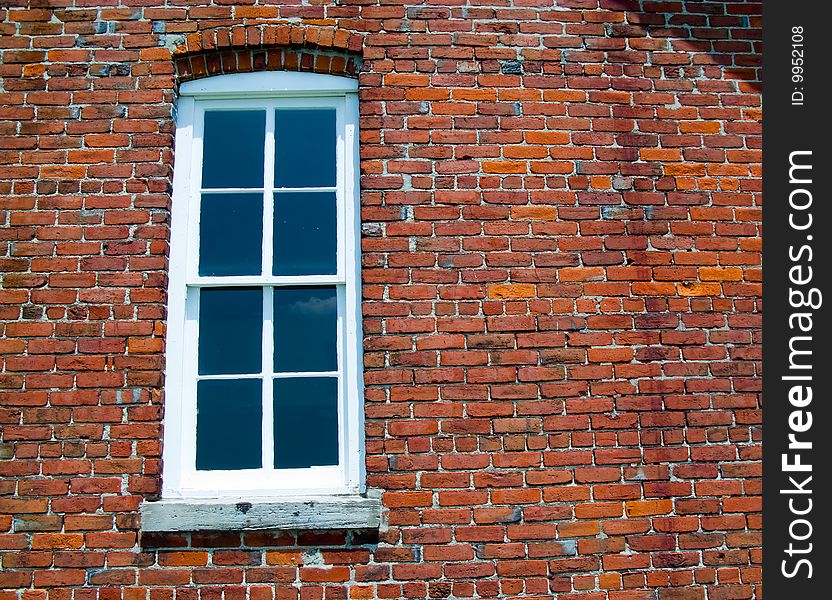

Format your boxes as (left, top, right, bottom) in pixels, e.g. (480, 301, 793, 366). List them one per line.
(274, 286, 337, 373)
(199, 193, 262, 276)
(273, 192, 336, 275)
(274, 109, 336, 188)
(197, 379, 262, 471)
(198, 287, 262, 375)
(274, 377, 338, 469)
(202, 110, 265, 189)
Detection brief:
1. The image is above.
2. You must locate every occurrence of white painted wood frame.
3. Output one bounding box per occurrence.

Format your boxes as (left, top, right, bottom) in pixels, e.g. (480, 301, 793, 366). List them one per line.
(162, 72, 363, 500)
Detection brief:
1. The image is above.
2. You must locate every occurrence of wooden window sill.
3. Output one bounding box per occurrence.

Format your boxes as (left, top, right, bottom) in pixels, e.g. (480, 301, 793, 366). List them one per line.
(140, 495, 381, 532)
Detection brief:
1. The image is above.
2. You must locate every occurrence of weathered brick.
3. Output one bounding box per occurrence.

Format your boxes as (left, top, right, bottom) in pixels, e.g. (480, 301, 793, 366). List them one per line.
(0, 2, 762, 599)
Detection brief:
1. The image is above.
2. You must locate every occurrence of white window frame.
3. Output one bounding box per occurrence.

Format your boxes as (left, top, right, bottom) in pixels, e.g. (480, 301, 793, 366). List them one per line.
(162, 72, 363, 499)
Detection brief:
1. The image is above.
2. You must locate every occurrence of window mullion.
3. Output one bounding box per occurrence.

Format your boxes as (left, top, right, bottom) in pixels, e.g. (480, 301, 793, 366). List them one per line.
(262, 107, 276, 472)
(263, 105, 276, 277)
(262, 286, 275, 471)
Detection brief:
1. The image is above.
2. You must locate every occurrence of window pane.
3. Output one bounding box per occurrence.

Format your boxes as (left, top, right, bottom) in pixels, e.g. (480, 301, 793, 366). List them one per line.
(274, 109, 336, 188)
(274, 377, 338, 469)
(274, 286, 337, 373)
(197, 379, 262, 471)
(199, 193, 263, 276)
(202, 110, 265, 189)
(273, 192, 336, 275)
(198, 287, 262, 375)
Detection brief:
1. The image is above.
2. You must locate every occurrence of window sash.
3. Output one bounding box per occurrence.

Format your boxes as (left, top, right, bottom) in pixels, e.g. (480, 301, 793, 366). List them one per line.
(163, 80, 362, 499)
(180, 284, 348, 495)
(187, 97, 347, 286)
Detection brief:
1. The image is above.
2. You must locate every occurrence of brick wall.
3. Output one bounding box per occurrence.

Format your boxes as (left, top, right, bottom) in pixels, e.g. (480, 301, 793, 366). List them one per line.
(0, 1, 762, 599)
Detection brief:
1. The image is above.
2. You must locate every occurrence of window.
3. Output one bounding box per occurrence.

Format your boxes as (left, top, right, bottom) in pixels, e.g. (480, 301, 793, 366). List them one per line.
(161, 72, 364, 500)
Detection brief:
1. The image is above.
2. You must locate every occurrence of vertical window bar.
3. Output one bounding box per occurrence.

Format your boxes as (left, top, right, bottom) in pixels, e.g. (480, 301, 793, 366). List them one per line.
(262, 286, 275, 470)
(263, 107, 276, 276)
(262, 109, 277, 471)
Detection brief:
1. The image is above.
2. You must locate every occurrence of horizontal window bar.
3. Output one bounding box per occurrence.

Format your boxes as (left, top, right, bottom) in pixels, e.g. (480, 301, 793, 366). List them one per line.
(187, 276, 346, 287)
(195, 372, 341, 381)
(196, 373, 262, 381)
(200, 187, 338, 194)
(274, 187, 337, 193)
(201, 187, 265, 194)
(272, 371, 339, 379)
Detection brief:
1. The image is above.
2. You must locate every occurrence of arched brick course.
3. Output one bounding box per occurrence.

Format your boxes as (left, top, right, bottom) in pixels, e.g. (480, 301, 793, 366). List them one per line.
(171, 24, 363, 80)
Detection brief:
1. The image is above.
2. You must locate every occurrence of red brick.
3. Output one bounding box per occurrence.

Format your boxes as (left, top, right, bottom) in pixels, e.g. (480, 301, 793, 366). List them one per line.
(0, 5, 761, 599)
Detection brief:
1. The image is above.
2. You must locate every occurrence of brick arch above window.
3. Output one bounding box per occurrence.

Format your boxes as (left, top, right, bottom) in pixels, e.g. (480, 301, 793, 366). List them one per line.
(171, 25, 364, 82)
